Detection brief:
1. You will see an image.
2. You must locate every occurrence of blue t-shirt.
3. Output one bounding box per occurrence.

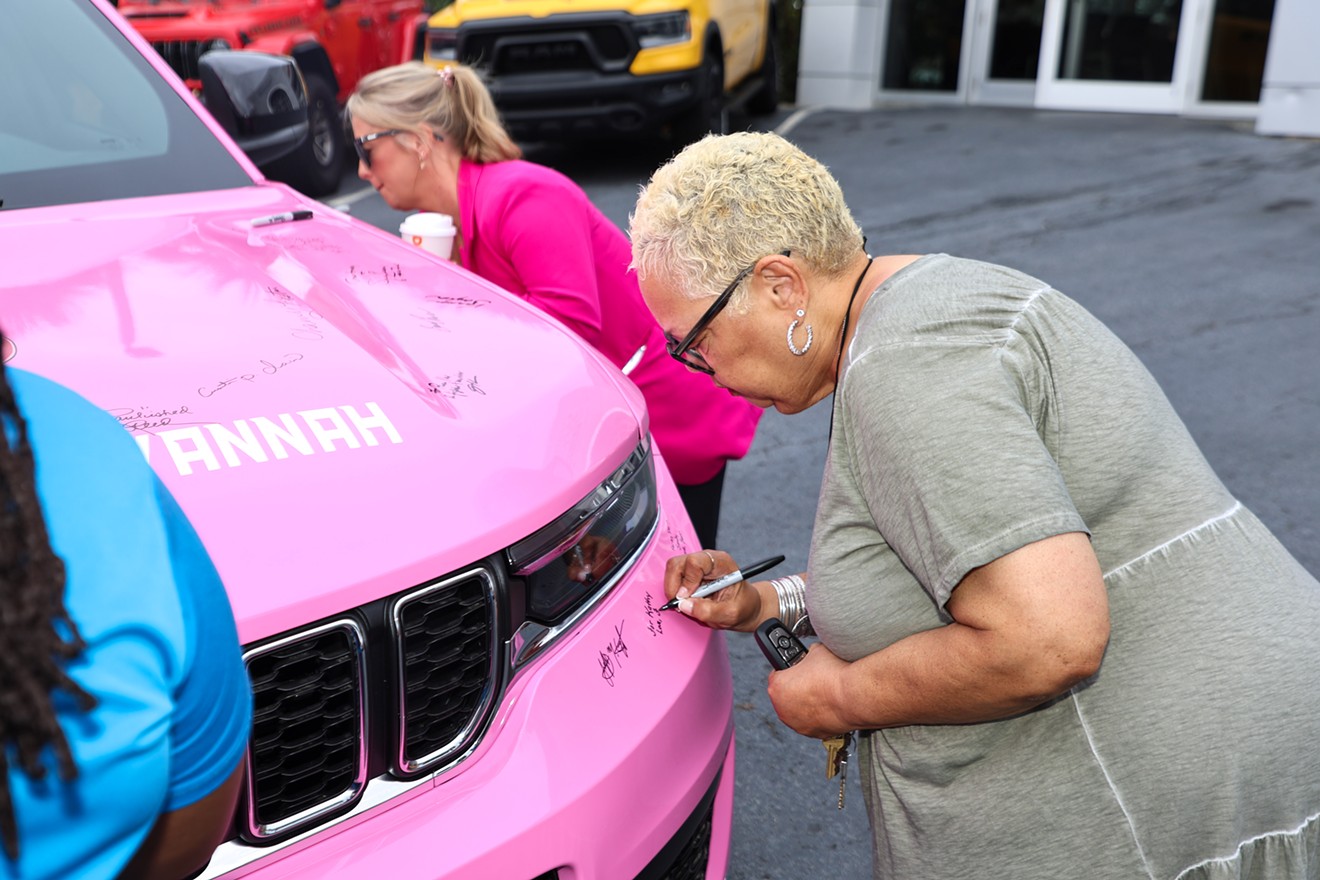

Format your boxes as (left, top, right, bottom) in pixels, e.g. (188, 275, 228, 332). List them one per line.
(2, 370, 252, 880)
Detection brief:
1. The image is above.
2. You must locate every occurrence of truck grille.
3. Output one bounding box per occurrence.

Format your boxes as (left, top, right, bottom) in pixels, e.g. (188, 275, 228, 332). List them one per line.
(459, 17, 635, 75)
(150, 40, 211, 81)
(240, 569, 500, 843)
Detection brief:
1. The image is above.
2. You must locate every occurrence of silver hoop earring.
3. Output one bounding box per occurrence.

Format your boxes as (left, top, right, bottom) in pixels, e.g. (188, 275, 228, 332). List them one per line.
(787, 309, 813, 356)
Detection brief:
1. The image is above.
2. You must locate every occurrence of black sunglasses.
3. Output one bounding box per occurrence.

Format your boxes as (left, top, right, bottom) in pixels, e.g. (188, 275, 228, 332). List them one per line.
(351, 128, 444, 169)
(665, 250, 790, 375)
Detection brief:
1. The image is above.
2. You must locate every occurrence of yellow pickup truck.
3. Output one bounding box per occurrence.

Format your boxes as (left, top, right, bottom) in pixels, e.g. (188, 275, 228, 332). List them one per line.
(423, 0, 778, 141)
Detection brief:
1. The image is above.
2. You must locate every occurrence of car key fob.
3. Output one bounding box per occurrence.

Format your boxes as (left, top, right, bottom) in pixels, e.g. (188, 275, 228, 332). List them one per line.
(755, 617, 808, 670)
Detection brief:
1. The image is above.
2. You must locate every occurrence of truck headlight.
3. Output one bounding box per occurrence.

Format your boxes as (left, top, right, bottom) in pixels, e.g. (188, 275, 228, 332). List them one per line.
(631, 11, 691, 49)
(427, 28, 458, 61)
(507, 441, 657, 627)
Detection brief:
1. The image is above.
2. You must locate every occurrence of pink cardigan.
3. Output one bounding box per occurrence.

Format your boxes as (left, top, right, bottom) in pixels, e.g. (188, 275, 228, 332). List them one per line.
(456, 159, 761, 485)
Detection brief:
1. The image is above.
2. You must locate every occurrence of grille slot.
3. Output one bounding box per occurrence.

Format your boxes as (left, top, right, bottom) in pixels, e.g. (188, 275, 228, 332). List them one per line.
(634, 770, 719, 880)
(659, 809, 711, 880)
(150, 40, 209, 81)
(392, 570, 500, 775)
(242, 620, 368, 841)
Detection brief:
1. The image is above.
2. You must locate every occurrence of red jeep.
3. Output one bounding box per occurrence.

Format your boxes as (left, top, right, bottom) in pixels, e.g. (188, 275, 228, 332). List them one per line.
(117, 0, 429, 196)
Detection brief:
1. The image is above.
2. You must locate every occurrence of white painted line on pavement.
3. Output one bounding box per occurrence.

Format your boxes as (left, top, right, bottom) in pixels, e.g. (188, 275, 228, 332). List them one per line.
(775, 106, 821, 138)
(325, 185, 378, 209)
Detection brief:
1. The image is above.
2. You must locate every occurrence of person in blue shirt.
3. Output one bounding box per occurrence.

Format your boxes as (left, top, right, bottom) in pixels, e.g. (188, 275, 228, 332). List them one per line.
(0, 361, 252, 880)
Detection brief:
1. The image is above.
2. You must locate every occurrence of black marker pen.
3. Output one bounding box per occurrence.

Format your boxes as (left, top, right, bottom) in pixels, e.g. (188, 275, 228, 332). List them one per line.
(252, 210, 314, 227)
(660, 554, 786, 611)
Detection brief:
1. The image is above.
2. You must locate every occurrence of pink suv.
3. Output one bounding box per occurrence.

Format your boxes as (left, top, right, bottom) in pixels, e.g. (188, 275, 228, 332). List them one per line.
(0, 1, 735, 877)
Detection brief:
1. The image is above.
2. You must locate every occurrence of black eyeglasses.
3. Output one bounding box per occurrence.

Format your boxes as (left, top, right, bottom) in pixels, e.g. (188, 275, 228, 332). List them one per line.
(352, 129, 401, 169)
(665, 250, 790, 375)
(351, 129, 444, 169)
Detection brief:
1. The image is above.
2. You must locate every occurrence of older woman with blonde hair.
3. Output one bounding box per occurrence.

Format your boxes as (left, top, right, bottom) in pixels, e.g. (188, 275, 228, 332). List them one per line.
(633, 131, 1320, 880)
(345, 63, 761, 547)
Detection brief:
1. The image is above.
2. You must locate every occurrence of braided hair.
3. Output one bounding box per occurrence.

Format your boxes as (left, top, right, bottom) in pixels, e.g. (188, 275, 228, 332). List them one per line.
(0, 355, 97, 862)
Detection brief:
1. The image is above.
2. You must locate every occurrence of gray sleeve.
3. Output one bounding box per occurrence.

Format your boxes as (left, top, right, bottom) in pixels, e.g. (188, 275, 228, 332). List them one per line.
(837, 338, 1089, 608)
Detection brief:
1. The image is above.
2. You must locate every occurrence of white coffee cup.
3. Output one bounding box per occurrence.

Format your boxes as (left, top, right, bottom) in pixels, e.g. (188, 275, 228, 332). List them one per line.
(399, 212, 456, 260)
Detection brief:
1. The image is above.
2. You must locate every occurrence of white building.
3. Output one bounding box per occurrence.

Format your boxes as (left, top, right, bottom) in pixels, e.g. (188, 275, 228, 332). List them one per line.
(797, 0, 1320, 137)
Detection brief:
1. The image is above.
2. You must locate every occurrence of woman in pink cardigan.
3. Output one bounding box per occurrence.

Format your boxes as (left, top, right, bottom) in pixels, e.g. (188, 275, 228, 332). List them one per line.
(346, 62, 761, 548)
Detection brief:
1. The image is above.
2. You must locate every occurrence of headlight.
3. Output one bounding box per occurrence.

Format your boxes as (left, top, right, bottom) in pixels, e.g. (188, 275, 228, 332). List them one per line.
(631, 11, 690, 49)
(507, 441, 657, 663)
(427, 28, 458, 61)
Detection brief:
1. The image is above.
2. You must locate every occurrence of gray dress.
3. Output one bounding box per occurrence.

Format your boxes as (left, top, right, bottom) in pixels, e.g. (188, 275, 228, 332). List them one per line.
(809, 254, 1320, 879)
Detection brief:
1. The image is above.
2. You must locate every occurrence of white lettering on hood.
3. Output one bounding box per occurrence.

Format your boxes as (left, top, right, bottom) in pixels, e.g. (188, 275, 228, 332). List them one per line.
(137, 402, 402, 475)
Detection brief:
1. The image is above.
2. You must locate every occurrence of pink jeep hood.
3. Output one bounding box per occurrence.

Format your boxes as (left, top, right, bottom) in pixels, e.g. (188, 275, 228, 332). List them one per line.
(1, 187, 648, 643)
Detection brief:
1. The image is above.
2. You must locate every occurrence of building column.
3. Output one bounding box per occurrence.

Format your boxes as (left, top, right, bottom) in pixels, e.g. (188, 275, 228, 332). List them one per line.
(1255, 0, 1320, 137)
(795, 0, 883, 109)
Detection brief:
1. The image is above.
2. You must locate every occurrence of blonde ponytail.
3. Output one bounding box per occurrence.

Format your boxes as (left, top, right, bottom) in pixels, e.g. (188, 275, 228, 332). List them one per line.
(447, 65, 521, 163)
(347, 61, 522, 164)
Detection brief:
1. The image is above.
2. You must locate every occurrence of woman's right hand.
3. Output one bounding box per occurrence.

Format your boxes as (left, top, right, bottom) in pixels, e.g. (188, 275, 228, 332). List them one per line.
(663, 549, 766, 632)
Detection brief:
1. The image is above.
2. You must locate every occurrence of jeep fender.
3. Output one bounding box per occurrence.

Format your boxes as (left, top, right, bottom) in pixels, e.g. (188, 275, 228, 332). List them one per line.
(289, 43, 340, 98)
(243, 35, 341, 98)
(399, 12, 433, 63)
(243, 30, 321, 59)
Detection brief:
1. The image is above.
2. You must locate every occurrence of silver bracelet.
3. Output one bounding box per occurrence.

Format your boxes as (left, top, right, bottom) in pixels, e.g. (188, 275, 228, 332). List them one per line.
(770, 574, 810, 636)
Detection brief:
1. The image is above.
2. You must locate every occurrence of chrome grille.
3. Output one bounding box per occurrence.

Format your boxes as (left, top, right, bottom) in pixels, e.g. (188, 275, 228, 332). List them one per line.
(150, 40, 209, 81)
(391, 570, 500, 775)
(243, 620, 368, 841)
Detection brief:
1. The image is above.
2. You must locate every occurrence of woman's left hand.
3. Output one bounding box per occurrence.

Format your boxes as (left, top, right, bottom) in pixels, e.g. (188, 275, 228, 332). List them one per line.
(765, 643, 852, 738)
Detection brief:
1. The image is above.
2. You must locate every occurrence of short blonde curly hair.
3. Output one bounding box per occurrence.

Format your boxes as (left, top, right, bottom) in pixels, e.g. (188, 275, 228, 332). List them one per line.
(629, 132, 864, 310)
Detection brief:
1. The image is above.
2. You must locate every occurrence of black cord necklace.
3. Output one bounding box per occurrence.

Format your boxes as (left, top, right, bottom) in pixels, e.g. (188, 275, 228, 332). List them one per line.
(829, 254, 874, 440)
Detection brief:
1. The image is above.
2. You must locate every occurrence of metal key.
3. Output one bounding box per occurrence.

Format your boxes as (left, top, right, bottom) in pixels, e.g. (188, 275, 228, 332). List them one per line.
(823, 734, 847, 780)
(835, 736, 850, 809)
(823, 732, 853, 808)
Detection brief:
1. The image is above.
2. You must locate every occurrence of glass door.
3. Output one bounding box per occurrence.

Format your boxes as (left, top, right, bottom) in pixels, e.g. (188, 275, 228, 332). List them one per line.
(968, 0, 1047, 105)
(1198, 0, 1274, 103)
(1035, 0, 1207, 112)
(880, 0, 970, 94)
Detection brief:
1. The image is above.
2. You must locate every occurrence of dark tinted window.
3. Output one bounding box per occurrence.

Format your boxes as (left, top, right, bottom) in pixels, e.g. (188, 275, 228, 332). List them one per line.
(0, 0, 251, 211)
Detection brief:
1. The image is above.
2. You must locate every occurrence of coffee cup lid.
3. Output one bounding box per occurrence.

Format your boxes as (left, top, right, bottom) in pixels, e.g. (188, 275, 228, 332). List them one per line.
(399, 212, 455, 236)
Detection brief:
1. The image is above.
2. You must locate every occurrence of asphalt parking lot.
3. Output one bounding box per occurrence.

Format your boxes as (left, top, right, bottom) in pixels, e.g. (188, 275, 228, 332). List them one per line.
(332, 103, 1320, 879)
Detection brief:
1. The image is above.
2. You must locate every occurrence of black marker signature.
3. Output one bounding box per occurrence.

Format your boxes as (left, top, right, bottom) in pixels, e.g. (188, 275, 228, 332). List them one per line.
(261, 352, 304, 374)
(266, 286, 325, 341)
(107, 404, 204, 433)
(411, 308, 448, 332)
(598, 621, 629, 687)
(198, 354, 305, 397)
(346, 263, 406, 286)
(425, 294, 490, 308)
(665, 524, 689, 555)
(643, 594, 665, 638)
(426, 372, 486, 400)
(283, 236, 344, 254)
(198, 374, 256, 398)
